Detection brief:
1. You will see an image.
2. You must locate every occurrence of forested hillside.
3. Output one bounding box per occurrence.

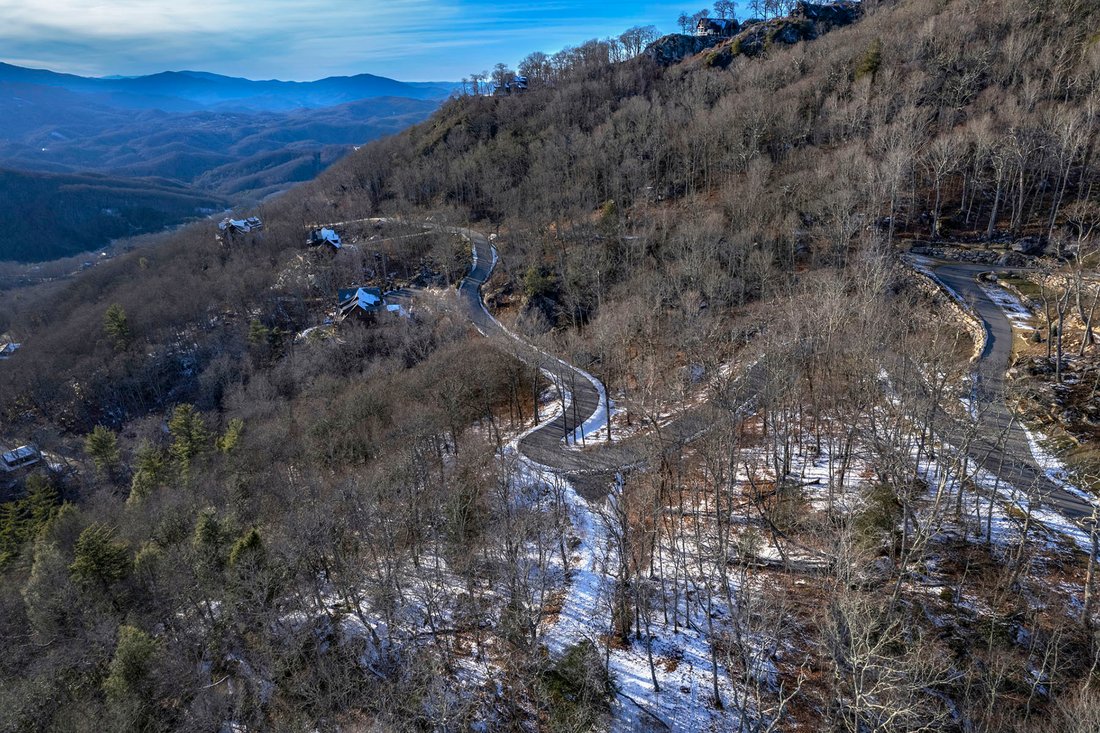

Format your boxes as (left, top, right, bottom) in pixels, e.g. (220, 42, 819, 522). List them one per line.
(2, 0, 1100, 730)
(0, 169, 229, 262)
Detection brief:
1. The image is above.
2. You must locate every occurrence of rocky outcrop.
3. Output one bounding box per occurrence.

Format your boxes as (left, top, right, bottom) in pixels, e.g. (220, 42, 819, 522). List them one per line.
(1010, 236, 1045, 255)
(997, 251, 1028, 268)
(658, 2, 864, 69)
(791, 0, 863, 31)
(642, 34, 722, 66)
(699, 19, 801, 67)
(732, 17, 814, 58)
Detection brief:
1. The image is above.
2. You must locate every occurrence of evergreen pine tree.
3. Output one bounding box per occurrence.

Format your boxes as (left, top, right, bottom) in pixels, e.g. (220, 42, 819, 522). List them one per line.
(216, 418, 245, 454)
(84, 425, 121, 478)
(129, 442, 168, 502)
(103, 304, 132, 350)
(70, 523, 130, 588)
(168, 404, 209, 478)
(228, 527, 263, 567)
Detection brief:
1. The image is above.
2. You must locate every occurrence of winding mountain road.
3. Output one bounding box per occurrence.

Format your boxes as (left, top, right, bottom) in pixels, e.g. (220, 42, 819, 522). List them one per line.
(456, 226, 736, 476)
(366, 221, 1093, 525)
(931, 261, 1094, 520)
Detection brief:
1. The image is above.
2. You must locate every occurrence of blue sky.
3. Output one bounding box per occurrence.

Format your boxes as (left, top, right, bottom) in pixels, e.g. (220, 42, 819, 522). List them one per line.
(0, 0, 701, 81)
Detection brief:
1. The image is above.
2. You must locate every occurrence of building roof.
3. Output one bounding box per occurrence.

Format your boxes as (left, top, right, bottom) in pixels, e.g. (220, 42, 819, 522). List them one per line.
(338, 286, 384, 319)
(219, 216, 263, 233)
(1, 445, 38, 469)
(310, 228, 342, 248)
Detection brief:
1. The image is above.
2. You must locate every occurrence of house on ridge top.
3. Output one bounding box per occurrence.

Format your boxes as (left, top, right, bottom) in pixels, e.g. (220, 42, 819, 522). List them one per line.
(695, 17, 739, 37)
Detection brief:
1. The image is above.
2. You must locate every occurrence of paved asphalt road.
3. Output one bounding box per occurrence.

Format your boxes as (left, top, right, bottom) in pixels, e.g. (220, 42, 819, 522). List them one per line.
(932, 262, 1094, 521)
(457, 227, 746, 476)
(458, 227, 641, 473)
(458, 229, 1093, 522)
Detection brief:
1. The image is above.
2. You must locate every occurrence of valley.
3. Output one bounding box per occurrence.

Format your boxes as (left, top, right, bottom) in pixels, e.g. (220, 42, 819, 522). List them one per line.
(0, 66, 451, 262)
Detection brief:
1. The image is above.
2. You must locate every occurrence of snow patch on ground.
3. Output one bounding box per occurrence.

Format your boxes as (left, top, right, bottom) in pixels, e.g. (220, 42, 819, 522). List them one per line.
(527, 465, 747, 732)
(1022, 424, 1097, 508)
(922, 447, 1096, 555)
(534, 468, 607, 658)
(564, 397, 626, 445)
(970, 460, 1095, 554)
(961, 372, 980, 420)
(788, 445, 868, 514)
(980, 281, 1036, 331)
(916, 453, 1023, 550)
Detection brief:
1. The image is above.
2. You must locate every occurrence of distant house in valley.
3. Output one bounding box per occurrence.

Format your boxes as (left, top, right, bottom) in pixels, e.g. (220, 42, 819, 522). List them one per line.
(695, 17, 739, 37)
(217, 216, 263, 243)
(1, 445, 40, 473)
(308, 228, 343, 251)
(0, 341, 21, 360)
(337, 286, 385, 322)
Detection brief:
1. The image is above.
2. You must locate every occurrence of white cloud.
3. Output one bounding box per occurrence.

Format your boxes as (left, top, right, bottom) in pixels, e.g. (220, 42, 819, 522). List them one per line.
(0, 0, 686, 80)
(0, 0, 449, 42)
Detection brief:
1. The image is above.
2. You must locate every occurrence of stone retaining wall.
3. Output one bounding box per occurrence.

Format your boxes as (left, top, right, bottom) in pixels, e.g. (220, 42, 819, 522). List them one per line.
(905, 263, 989, 365)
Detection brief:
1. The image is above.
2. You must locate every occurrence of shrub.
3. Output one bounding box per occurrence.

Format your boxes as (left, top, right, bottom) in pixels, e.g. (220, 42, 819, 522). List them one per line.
(855, 38, 883, 80)
(540, 640, 615, 731)
(854, 483, 902, 552)
(523, 265, 556, 300)
(104, 625, 157, 701)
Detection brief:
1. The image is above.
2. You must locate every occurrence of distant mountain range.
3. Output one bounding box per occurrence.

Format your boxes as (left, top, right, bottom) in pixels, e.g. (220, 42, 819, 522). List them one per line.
(0, 63, 456, 262)
(0, 63, 454, 111)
